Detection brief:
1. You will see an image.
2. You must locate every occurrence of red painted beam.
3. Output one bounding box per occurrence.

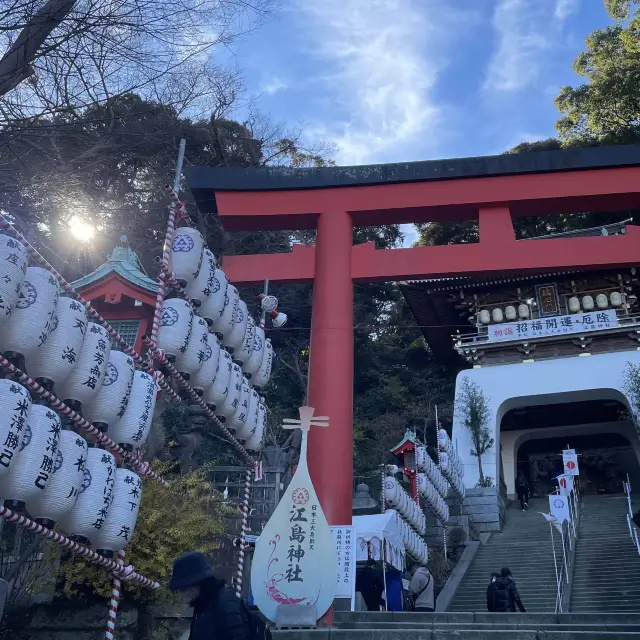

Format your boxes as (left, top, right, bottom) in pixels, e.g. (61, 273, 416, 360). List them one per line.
(351, 227, 640, 282)
(221, 244, 315, 286)
(214, 167, 640, 231)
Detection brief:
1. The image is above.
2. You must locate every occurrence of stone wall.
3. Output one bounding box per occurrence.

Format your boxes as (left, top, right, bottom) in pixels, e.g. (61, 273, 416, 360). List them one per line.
(461, 486, 505, 533)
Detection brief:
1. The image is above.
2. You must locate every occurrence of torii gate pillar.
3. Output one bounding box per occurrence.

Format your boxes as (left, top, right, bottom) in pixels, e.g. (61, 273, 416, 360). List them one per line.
(307, 210, 354, 525)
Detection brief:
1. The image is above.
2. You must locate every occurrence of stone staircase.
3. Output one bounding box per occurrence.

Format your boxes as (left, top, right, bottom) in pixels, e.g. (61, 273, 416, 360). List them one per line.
(449, 497, 560, 612)
(571, 494, 640, 612)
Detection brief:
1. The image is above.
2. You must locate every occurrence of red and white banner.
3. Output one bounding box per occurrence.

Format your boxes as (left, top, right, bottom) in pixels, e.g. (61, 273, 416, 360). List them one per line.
(557, 474, 574, 496)
(562, 449, 579, 476)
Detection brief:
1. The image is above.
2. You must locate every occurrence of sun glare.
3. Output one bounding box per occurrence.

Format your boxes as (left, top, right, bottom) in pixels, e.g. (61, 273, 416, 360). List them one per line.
(69, 216, 95, 242)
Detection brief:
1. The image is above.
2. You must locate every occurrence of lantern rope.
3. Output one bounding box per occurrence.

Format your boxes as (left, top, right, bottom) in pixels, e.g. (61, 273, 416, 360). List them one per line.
(235, 464, 252, 598)
(0, 505, 159, 588)
(0, 355, 169, 487)
(104, 549, 127, 640)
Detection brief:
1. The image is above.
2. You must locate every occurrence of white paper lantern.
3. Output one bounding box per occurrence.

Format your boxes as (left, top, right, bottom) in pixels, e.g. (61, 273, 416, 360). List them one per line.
(191, 333, 221, 393)
(216, 363, 243, 418)
(63, 448, 115, 544)
(243, 325, 265, 377)
(518, 304, 530, 319)
(203, 269, 229, 328)
(171, 227, 204, 284)
(229, 377, 251, 433)
(217, 285, 239, 341)
(238, 388, 260, 441)
(568, 296, 581, 313)
(0, 380, 30, 478)
(28, 430, 88, 525)
(505, 305, 517, 321)
(0, 234, 28, 322)
(0, 267, 60, 361)
(26, 297, 88, 388)
(206, 349, 232, 408)
(226, 299, 249, 351)
(236, 315, 256, 365)
(582, 295, 594, 311)
(83, 351, 135, 431)
(439, 452, 449, 471)
(491, 308, 504, 323)
(245, 401, 267, 452)
(185, 248, 216, 305)
(596, 293, 608, 309)
(416, 447, 427, 471)
(1, 405, 61, 506)
(58, 323, 111, 409)
(108, 371, 157, 448)
(438, 428, 449, 450)
(478, 310, 490, 324)
(176, 314, 208, 377)
(611, 291, 623, 307)
(252, 338, 273, 388)
(157, 298, 193, 362)
(96, 468, 142, 555)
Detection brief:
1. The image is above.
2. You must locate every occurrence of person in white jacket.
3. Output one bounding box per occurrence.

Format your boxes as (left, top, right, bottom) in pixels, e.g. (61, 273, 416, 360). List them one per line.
(409, 565, 435, 612)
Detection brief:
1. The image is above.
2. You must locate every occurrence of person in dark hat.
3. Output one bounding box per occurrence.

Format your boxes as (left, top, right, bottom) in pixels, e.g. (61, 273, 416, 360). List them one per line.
(169, 551, 250, 640)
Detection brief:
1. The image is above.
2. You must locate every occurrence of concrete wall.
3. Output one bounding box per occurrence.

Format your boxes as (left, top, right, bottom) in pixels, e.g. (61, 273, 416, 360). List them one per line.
(452, 350, 640, 491)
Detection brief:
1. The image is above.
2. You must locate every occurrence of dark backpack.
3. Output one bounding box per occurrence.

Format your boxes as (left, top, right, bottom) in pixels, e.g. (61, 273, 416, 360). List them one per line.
(242, 601, 272, 640)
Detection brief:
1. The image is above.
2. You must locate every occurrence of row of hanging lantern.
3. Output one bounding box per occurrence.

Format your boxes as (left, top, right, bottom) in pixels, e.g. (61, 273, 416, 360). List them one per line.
(386, 509, 428, 567)
(0, 378, 142, 557)
(416, 446, 448, 499)
(438, 429, 465, 499)
(382, 475, 426, 535)
(415, 446, 450, 524)
(157, 226, 276, 452)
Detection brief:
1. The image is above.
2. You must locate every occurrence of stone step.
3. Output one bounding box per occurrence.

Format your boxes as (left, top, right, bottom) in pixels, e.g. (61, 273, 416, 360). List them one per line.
(273, 631, 640, 639)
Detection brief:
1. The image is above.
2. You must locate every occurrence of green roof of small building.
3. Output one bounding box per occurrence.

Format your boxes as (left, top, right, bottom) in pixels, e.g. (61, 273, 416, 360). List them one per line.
(71, 235, 159, 293)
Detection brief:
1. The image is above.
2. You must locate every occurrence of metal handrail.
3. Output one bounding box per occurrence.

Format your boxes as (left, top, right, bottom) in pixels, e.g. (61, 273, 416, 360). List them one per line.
(624, 475, 640, 554)
(551, 488, 580, 613)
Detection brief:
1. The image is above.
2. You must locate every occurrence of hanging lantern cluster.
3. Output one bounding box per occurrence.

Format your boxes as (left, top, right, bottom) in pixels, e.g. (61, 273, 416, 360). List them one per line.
(386, 509, 428, 566)
(383, 475, 427, 536)
(438, 429, 465, 498)
(416, 445, 448, 499)
(416, 445, 450, 524)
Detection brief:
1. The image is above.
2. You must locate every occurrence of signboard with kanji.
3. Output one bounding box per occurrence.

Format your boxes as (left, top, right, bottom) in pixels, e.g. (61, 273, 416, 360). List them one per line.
(251, 408, 337, 623)
(331, 526, 356, 609)
(562, 449, 579, 476)
(486, 310, 617, 343)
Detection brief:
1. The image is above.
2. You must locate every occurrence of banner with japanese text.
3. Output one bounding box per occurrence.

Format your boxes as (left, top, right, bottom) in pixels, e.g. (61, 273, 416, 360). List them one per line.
(331, 526, 356, 608)
(487, 310, 617, 343)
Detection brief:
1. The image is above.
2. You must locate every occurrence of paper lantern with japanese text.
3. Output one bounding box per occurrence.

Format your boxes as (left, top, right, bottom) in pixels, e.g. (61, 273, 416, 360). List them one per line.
(226, 299, 249, 351)
(176, 314, 208, 377)
(108, 371, 157, 448)
(236, 315, 256, 365)
(28, 430, 88, 526)
(229, 377, 251, 434)
(206, 349, 232, 409)
(62, 448, 115, 545)
(1, 405, 61, 508)
(185, 248, 216, 305)
(26, 297, 88, 389)
(83, 351, 135, 432)
(252, 339, 273, 388)
(58, 323, 111, 409)
(0, 380, 31, 479)
(243, 325, 265, 377)
(156, 298, 193, 362)
(0, 234, 28, 323)
(245, 401, 266, 452)
(96, 468, 142, 556)
(202, 268, 229, 327)
(171, 227, 204, 284)
(191, 332, 220, 393)
(216, 362, 243, 418)
(237, 387, 260, 441)
(0, 267, 60, 361)
(217, 285, 239, 342)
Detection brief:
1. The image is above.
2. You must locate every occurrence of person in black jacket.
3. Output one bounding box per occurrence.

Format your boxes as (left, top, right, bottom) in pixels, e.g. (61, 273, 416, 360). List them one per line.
(356, 559, 384, 611)
(516, 472, 530, 511)
(492, 567, 526, 613)
(486, 573, 500, 612)
(169, 551, 250, 640)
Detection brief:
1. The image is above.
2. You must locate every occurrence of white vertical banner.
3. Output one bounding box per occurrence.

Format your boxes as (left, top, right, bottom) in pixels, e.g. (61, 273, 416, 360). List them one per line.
(331, 526, 356, 610)
(562, 449, 579, 476)
(557, 474, 574, 497)
(549, 494, 571, 523)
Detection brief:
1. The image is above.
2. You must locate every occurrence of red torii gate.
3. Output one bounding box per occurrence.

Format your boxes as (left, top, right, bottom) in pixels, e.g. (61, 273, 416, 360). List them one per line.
(185, 145, 640, 527)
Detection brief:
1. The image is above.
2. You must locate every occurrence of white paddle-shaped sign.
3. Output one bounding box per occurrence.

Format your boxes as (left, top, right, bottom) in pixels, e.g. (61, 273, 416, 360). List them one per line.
(250, 406, 337, 623)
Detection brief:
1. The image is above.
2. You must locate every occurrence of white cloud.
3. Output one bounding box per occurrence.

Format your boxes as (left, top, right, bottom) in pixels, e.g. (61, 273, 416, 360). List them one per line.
(262, 76, 288, 95)
(295, 0, 446, 165)
(485, 0, 578, 94)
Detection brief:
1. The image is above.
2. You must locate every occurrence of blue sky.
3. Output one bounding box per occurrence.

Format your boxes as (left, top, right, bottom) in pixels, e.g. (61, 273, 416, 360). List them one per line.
(227, 0, 613, 243)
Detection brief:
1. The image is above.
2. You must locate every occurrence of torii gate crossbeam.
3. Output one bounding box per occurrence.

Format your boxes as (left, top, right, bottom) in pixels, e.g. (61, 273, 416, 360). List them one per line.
(185, 145, 640, 526)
